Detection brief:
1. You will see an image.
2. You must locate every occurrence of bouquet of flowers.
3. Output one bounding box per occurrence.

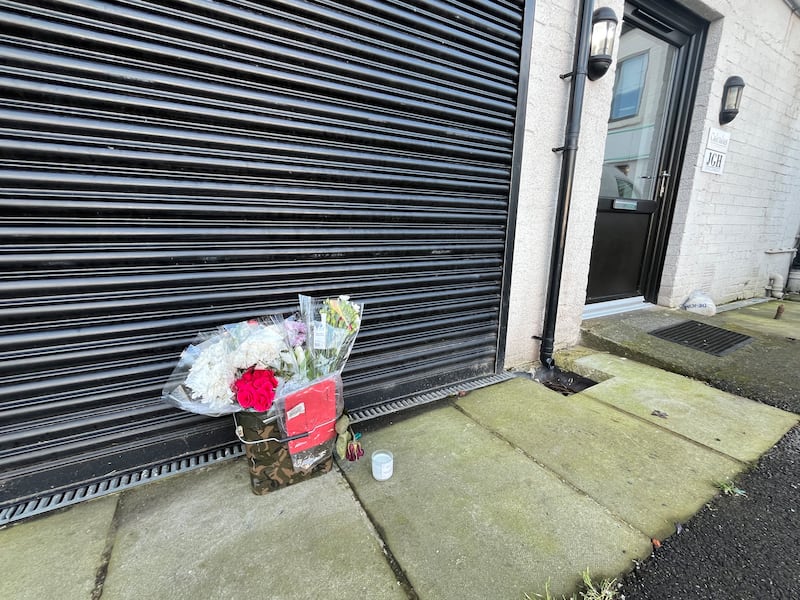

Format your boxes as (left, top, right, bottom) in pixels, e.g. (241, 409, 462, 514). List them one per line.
(161, 294, 362, 470)
(300, 294, 362, 379)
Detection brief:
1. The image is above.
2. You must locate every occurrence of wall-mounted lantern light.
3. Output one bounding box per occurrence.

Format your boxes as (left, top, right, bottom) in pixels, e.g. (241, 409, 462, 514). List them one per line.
(587, 7, 619, 81)
(719, 76, 745, 124)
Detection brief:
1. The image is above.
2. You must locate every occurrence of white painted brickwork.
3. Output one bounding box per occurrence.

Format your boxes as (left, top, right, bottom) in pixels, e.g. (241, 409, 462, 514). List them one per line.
(658, 1, 800, 307)
(504, 0, 622, 368)
(504, 0, 800, 369)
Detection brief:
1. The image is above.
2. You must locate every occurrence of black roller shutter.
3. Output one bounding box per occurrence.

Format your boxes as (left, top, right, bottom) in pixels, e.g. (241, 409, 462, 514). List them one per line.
(0, 0, 527, 507)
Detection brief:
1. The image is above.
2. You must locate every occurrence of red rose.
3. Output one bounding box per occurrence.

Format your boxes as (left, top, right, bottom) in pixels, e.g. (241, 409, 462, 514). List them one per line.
(234, 368, 278, 412)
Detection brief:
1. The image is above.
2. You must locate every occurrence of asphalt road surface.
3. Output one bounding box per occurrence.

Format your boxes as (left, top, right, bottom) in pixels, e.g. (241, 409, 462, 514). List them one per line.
(619, 424, 800, 599)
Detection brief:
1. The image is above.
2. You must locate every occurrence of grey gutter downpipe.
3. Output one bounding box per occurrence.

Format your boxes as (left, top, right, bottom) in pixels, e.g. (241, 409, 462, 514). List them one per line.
(539, 0, 596, 369)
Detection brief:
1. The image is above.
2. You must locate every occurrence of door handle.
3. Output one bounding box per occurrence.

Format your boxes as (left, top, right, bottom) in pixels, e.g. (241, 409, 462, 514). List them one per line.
(658, 171, 671, 199)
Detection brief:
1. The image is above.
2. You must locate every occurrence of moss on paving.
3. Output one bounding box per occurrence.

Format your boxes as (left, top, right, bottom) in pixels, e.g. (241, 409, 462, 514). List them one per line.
(577, 300, 800, 414)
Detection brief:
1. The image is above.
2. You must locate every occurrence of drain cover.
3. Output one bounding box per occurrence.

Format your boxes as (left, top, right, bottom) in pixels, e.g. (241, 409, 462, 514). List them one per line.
(649, 320, 752, 356)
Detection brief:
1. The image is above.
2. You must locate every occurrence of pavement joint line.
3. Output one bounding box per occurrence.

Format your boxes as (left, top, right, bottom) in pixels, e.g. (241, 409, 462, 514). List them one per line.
(334, 462, 419, 600)
(90, 494, 123, 600)
(572, 387, 756, 468)
(450, 403, 649, 540)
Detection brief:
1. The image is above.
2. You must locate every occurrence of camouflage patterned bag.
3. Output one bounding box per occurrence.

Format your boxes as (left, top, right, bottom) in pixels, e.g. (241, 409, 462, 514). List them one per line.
(236, 411, 333, 495)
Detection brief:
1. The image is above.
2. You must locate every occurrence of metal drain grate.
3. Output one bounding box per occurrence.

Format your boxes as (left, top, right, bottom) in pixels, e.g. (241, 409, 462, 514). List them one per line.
(650, 320, 752, 356)
(1, 375, 517, 525)
(0, 444, 244, 527)
(348, 372, 516, 423)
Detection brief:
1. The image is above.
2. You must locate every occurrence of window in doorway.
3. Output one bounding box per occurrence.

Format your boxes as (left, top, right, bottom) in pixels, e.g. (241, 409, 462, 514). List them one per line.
(610, 52, 649, 120)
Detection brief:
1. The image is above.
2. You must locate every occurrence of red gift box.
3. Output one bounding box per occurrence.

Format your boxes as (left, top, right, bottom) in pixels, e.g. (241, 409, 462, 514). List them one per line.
(283, 376, 340, 454)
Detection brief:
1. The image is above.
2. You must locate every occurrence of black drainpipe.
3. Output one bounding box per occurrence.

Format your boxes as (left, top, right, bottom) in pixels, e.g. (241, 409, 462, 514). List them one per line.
(539, 0, 596, 369)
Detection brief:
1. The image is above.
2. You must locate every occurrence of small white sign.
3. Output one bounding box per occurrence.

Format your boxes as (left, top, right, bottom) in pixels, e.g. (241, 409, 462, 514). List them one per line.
(287, 402, 305, 421)
(313, 321, 327, 350)
(702, 148, 726, 174)
(707, 127, 730, 152)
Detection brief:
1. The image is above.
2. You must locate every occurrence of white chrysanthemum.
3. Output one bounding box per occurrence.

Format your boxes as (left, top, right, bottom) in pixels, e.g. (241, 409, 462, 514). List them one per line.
(185, 337, 236, 411)
(229, 325, 283, 371)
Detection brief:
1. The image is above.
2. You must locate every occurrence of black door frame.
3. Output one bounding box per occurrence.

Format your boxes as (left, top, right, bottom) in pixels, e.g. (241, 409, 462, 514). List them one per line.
(625, 0, 708, 302)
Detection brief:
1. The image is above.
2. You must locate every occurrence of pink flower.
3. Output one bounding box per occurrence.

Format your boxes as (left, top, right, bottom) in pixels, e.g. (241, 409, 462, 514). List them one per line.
(234, 368, 278, 412)
(284, 319, 307, 347)
(345, 440, 364, 462)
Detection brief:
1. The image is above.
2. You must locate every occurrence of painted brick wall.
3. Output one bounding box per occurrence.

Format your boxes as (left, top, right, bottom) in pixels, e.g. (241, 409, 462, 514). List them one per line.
(505, 0, 800, 370)
(505, 0, 621, 368)
(658, 1, 800, 307)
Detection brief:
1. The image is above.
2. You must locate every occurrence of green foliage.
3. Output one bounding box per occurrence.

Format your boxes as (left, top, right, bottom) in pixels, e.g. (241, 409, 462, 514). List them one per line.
(526, 569, 618, 600)
(579, 569, 618, 600)
(714, 478, 747, 497)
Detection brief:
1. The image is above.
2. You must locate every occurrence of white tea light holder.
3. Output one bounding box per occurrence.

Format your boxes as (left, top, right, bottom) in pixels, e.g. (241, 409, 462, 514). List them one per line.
(371, 450, 394, 481)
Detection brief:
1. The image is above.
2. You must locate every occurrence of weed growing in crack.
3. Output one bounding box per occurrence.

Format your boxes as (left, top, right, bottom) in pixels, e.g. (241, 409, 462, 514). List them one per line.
(526, 569, 619, 600)
(714, 479, 747, 497)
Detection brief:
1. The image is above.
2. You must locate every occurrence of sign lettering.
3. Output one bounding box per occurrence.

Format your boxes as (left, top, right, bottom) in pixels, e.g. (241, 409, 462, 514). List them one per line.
(701, 148, 726, 174)
(707, 127, 731, 152)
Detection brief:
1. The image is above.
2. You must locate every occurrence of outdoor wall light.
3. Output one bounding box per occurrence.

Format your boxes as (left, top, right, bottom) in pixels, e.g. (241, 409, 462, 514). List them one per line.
(719, 76, 745, 124)
(587, 7, 619, 81)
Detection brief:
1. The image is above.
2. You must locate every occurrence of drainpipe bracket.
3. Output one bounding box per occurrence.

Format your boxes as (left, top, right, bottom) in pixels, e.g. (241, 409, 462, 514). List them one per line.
(553, 141, 579, 153)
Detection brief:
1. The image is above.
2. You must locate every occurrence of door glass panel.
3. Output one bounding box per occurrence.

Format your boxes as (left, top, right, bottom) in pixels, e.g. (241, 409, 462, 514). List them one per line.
(610, 52, 648, 120)
(600, 25, 677, 200)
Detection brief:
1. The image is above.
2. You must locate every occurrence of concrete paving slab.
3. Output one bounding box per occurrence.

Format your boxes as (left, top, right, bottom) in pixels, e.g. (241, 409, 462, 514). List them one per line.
(557, 350, 799, 463)
(457, 378, 745, 540)
(716, 298, 800, 339)
(341, 405, 651, 600)
(0, 495, 118, 600)
(579, 301, 800, 414)
(100, 459, 404, 600)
